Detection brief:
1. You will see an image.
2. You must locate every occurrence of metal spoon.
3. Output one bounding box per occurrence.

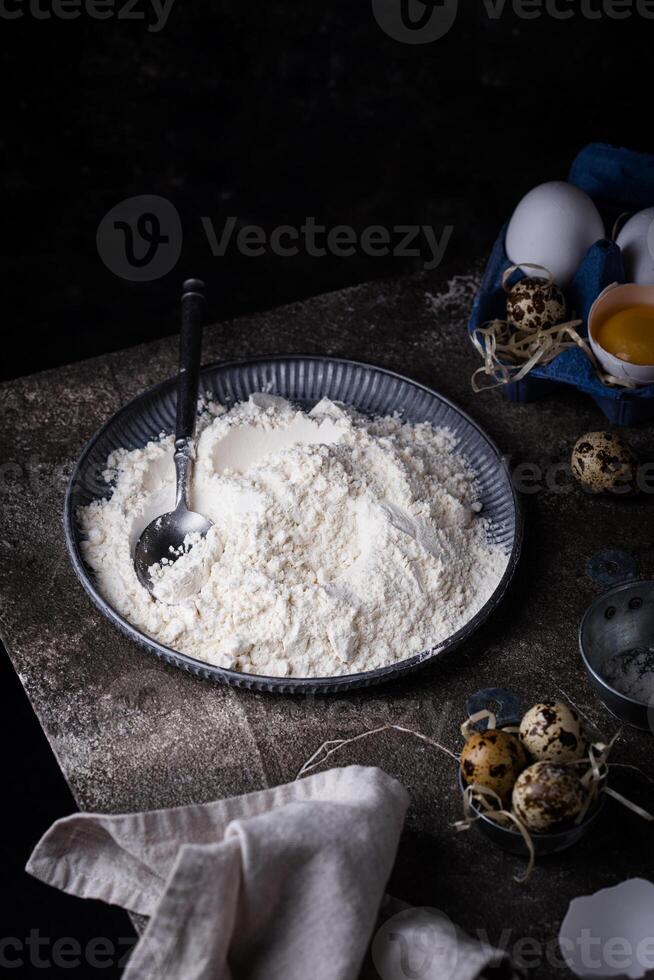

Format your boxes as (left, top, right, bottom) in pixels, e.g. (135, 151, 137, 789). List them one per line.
(134, 278, 213, 597)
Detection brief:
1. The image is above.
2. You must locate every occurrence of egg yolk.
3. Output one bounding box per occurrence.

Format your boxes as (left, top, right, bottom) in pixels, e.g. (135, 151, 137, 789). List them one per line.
(596, 305, 654, 365)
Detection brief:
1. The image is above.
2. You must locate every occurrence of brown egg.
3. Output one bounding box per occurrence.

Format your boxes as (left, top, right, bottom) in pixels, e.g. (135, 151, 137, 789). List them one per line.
(506, 277, 567, 333)
(512, 762, 586, 832)
(519, 701, 588, 763)
(571, 431, 639, 495)
(460, 730, 529, 801)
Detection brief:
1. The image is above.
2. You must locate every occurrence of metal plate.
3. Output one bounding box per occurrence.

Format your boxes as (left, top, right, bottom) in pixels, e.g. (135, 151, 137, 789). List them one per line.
(64, 356, 522, 694)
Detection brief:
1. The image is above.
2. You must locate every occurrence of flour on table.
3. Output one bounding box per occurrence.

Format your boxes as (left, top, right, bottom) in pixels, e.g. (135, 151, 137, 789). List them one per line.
(79, 395, 509, 678)
(601, 647, 654, 703)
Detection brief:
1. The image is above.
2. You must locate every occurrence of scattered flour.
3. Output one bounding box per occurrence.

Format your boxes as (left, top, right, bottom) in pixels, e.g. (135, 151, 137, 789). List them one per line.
(601, 647, 654, 703)
(79, 395, 509, 678)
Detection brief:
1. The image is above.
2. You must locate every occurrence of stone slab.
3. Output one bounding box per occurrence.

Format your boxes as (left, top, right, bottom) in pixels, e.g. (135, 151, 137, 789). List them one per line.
(2, 267, 653, 978)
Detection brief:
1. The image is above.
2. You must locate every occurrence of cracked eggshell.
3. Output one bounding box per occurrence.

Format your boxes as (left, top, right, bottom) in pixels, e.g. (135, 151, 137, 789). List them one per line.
(559, 878, 654, 979)
(571, 431, 639, 495)
(460, 729, 529, 802)
(519, 701, 588, 763)
(588, 282, 654, 385)
(512, 762, 586, 832)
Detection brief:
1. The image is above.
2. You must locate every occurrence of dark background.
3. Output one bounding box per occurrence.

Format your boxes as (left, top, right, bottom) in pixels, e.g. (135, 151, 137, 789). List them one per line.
(4, 2, 654, 382)
(3, 1, 654, 974)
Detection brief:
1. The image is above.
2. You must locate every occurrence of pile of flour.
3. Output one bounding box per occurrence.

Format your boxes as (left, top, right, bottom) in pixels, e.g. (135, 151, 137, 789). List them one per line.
(79, 394, 508, 678)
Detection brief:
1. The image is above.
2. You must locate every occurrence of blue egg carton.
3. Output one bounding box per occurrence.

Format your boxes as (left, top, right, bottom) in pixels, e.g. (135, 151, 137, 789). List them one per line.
(469, 143, 654, 426)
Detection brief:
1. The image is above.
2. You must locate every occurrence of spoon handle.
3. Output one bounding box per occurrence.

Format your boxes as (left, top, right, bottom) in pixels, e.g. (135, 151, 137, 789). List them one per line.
(176, 278, 207, 445)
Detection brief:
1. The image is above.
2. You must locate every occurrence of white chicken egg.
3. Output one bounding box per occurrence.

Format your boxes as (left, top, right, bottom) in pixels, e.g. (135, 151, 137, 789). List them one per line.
(506, 181, 605, 289)
(616, 207, 654, 284)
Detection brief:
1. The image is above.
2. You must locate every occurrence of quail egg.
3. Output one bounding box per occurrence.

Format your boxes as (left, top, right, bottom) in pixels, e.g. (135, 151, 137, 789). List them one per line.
(460, 730, 528, 801)
(506, 277, 567, 333)
(571, 431, 639, 495)
(519, 701, 588, 763)
(512, 762, 586, 832)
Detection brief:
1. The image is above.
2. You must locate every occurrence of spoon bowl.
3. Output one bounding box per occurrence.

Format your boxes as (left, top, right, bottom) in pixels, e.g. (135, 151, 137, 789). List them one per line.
(134, 501, 213, 595)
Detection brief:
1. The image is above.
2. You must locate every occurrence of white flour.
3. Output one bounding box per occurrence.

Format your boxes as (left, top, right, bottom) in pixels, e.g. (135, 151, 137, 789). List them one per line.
(601, 648, 654, 703)
(79, 395, 508, 678)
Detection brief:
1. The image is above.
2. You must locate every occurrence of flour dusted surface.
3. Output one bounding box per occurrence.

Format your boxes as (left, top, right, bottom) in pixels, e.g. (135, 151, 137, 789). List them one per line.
(79, 395, 508, 678)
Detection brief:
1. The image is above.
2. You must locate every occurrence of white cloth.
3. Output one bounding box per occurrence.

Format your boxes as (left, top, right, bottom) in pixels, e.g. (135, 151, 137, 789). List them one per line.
(27, 766, 409, 980)
(27, 764, 521, 980)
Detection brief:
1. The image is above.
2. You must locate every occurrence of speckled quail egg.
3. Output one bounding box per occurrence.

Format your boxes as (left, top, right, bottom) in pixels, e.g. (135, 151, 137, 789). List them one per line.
(571, 431, 639, 495)
(460, 730, 529, 801)
(519, 701, 588, 763)
(512, 762, 586, 832)
(506, 277, 567, 333)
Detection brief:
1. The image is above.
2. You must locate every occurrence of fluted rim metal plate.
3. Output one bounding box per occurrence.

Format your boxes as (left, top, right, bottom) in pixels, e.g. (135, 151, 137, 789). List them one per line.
(64, 356, 522, 694)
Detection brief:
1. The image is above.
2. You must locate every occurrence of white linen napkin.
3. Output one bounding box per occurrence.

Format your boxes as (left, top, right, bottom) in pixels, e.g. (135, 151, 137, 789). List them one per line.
(27, 766, 408, 980)
(27, 764, 521, 980)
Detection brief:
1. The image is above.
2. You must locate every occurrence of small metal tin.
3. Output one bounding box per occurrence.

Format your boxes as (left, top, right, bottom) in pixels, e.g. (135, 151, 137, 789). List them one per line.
(579, 580, 654, 732)
(457, 770, 604, 857)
